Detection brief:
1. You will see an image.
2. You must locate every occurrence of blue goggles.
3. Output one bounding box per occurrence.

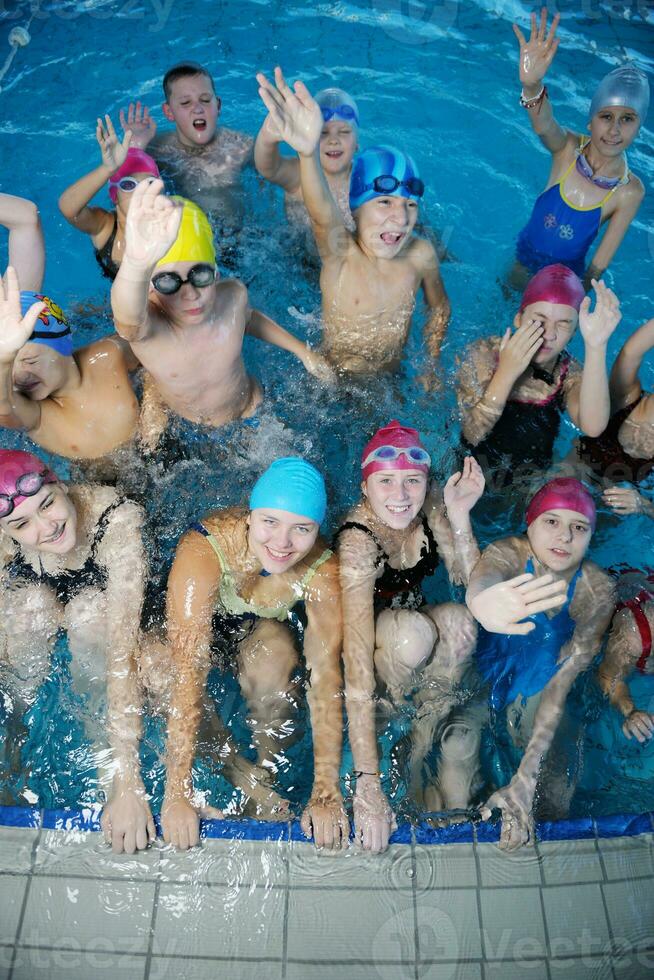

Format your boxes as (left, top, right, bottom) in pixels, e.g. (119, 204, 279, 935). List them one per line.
(363, 175, 425, 198)
(321, 105, 359, 125)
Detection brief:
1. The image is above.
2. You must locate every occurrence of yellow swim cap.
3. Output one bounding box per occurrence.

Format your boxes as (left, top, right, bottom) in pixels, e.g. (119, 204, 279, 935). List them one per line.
(156, 197, 216, 267)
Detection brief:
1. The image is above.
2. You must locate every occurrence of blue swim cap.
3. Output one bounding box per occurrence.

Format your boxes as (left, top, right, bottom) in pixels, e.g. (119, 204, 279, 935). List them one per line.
(249, 457, 327, 525)
(20, 292, 73, 358)
(349, 145, 423, 212)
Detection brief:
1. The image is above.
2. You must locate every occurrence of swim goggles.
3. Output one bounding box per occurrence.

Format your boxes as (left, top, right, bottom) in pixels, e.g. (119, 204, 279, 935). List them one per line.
(321, 105, 358, 124)
(361, 445, 431, 470)
(0, 470, 57, 520)
(151, 263, 216, 295)
(363, 175, 425, 198)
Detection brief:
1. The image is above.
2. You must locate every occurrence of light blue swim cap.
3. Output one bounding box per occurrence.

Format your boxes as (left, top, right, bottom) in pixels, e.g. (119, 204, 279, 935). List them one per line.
(349, 145, 423, 212)
(20, 292, 73, 358)
(315, 87, 359, 129)
(589, 64, 649, 122)
(249, 457, 327, 525)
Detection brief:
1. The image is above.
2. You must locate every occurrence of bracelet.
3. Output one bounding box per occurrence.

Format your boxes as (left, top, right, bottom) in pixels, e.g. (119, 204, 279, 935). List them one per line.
(353, 770, 381, 778)
(520, 85, 547, 112)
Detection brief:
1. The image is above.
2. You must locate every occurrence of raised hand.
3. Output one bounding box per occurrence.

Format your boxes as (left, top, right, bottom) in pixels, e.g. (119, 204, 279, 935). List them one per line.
(579, 280, 622, 350)
(480, 780, 535, 851)
(256, 67, 322, 157)
(97, 114, 132, 173)
(497, 320, 544, 384)
(443, 456, 485, 523)
(0, 266, 45, 364)
(123, 178, 182, 268)
(468, 572, 567, 634)
(301, 792, 350, 849)
(119, 101, 157, 149)
(513, 8, 560, 90)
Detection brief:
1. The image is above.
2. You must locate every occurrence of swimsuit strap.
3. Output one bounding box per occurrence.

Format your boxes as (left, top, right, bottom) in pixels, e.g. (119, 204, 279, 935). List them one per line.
(560, 137, 626, 205)
(621, 591, 653, 672)
(88, 497, 128, 560)
(298, 548, 333, 595)
(190, 521, 229, 576)
(333, 521, 389, 566)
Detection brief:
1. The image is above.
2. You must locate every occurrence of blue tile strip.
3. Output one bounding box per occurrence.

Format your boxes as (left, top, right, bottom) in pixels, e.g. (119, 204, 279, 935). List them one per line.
(0, 805, 652, 843)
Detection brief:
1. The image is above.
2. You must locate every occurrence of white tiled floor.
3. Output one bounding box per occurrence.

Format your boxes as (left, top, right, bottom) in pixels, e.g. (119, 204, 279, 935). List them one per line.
(1, 824, 653, 978)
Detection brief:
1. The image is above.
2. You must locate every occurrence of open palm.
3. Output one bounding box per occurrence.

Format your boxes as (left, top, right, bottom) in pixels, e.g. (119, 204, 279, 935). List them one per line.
(256, 67, 322, 156)
(0, 267, 45, 363)
(97, 114, 132, 172)
(579, 279, 621, 349)
(513, 8, 560, 88)
(124, 179, 182, 267)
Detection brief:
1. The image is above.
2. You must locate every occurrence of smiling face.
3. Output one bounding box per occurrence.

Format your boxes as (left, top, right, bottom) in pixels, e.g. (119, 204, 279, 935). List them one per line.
(163, 73, 220, 147)
(319, 120, 357, 176)
(247, 508, 319, 574)
(527, 508, 592, 574)
(589, 105, 640, 157)
(0, 483, 78, 555)
(514, 301, 578, 366)
(363, 469, 428, 529)
(149, 260, 218, 326)
(354, 195, 419, 258)
(12, 342, 70, 400)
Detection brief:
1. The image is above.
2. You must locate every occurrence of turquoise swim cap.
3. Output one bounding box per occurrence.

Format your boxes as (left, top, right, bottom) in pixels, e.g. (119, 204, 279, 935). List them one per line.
(349, 145, 423, 212)
(249, 457, 327, 525)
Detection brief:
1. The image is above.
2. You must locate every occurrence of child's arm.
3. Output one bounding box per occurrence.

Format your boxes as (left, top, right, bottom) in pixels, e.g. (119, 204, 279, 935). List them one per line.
(609, 317, 654, 407)
(0, 194, 44, 291)
(602, 486, 654, 520)
(300, 557, 349, 849)
(118, 101, 157, 151)
(437, 457, 485, 585)
(512, 9, 569, 154)
(254, 116, 301, 192)
(58, 116, 131, 244)
(111, 179, 182, 344)
(586, 179, 645, 286)
(599, 604, 654, 742)
(0, 268, 44, 432)
(416, 239, 450, 357)
(565, 280, 622, 437)
(256, 68, 353, 262)
(245, 306, 335, 381)
(457, 325, 544, 444)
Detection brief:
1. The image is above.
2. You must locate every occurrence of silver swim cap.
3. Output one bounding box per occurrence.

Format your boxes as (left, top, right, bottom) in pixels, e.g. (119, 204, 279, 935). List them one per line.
(589, 65, 650, 122)
(315, 87, 359, 129)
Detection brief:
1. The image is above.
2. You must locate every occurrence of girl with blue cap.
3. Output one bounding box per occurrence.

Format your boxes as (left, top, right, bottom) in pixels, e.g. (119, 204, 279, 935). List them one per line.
(512, 9, 647, 287)
(255, 85, 359, 233)
(255, 67, 450, 375)
(162, 457, 348, 851)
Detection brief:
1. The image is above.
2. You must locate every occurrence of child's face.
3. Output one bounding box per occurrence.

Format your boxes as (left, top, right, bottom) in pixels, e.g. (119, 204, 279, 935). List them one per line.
(247, 508, 319, 573)
(527, 508, 592, 574)
(513, 302, 578, 365)
(319, 120, 357, 176)
(150, 261, 218, 325)
(589, 106, 640, 155)
(0, 484, 78, 555)
(363, 469, 428, 529)
(354, 196, 419, 258)
(163, 74, 220, 147)
(12, 343, 70, 400)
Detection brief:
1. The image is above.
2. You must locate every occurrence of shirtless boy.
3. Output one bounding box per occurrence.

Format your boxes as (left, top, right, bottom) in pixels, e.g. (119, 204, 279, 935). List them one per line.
(122, 62, 253, 225)
(256, 68, 449, 374)
(0, 268, 139, 469)
(111, 179, 331, 441)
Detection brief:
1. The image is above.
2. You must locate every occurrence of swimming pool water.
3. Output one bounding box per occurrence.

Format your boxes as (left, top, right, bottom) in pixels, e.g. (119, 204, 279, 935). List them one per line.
(0, 0, 653, 819)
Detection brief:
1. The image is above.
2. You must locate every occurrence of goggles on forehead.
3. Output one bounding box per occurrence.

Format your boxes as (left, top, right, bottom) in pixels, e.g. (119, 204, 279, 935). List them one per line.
(321, 105, 358, 125)
(0, 470, 56, 520)
(362, 445, 431, 470)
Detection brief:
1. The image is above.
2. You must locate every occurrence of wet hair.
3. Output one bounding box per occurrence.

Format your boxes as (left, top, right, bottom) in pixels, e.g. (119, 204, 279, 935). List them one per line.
(163, 62, 216, 101)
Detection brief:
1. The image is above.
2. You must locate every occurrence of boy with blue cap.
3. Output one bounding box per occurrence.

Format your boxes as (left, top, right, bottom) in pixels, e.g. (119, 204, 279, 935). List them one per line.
(512, 9, 648, 286)
(256, 67, 450, 375)
(0, 267, 140, 469)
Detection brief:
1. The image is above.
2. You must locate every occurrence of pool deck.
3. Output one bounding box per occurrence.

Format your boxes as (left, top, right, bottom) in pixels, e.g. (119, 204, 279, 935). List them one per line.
(1, 809, 653, 979)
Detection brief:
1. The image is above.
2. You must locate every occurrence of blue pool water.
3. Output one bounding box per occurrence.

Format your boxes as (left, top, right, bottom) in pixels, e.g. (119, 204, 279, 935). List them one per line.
(0, 0, 653, 819)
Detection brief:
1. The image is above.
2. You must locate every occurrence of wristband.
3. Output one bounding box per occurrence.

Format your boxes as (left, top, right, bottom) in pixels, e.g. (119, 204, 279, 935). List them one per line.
(520, 85, 547, 112)
(353, 770, 381, 778)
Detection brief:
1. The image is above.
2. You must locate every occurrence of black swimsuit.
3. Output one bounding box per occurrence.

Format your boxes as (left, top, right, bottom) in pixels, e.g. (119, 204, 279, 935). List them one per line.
(94, 215, 120, 281)
(6, 499, 125, 605)
(578, 394, 654, 484)
(335, 512, 440, 611)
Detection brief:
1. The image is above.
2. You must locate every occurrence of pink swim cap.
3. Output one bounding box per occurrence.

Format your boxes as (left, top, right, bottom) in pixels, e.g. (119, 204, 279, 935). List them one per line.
(361, 419, 430, 481)
(109, 149, 160, 204)
(526, 478, 596, 529)
(0, 449, 57, 511)
(519, 264, 585, 314)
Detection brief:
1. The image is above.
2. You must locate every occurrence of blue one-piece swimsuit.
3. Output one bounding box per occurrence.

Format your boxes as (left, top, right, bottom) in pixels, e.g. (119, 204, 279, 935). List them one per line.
(475, 558, 582, 712)
(516, 138, 626, 278)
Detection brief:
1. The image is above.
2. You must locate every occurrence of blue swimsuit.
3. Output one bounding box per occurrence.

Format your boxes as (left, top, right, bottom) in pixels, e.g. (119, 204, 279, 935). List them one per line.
(516, 139, 627, 277)
(475, 558, 582, 712)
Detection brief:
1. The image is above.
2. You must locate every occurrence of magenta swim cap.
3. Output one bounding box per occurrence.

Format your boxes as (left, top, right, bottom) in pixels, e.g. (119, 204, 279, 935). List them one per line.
(361, 419, 430, 481)
(526, 478, 596, 529)
(0, 449, 57, 512)
(519, 264, 585, 314)
(109, 149, 160, 204)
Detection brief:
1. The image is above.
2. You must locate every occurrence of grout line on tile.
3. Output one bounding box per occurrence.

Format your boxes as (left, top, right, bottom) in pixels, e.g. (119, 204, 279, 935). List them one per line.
(281, 845, 290, 979)
(7, 823, 41, 980)
(593, 824, 610, 884)
(538, 880, 552, 962)
(143, 878, 160, 980)
(410, 826, 419, 980)
(472, 827, 486, 962)
(599, 880, 617, 955)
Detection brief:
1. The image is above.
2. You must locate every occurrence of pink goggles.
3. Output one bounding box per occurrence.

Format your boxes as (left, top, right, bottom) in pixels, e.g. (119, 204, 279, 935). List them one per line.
(0, 470, 57, 519)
